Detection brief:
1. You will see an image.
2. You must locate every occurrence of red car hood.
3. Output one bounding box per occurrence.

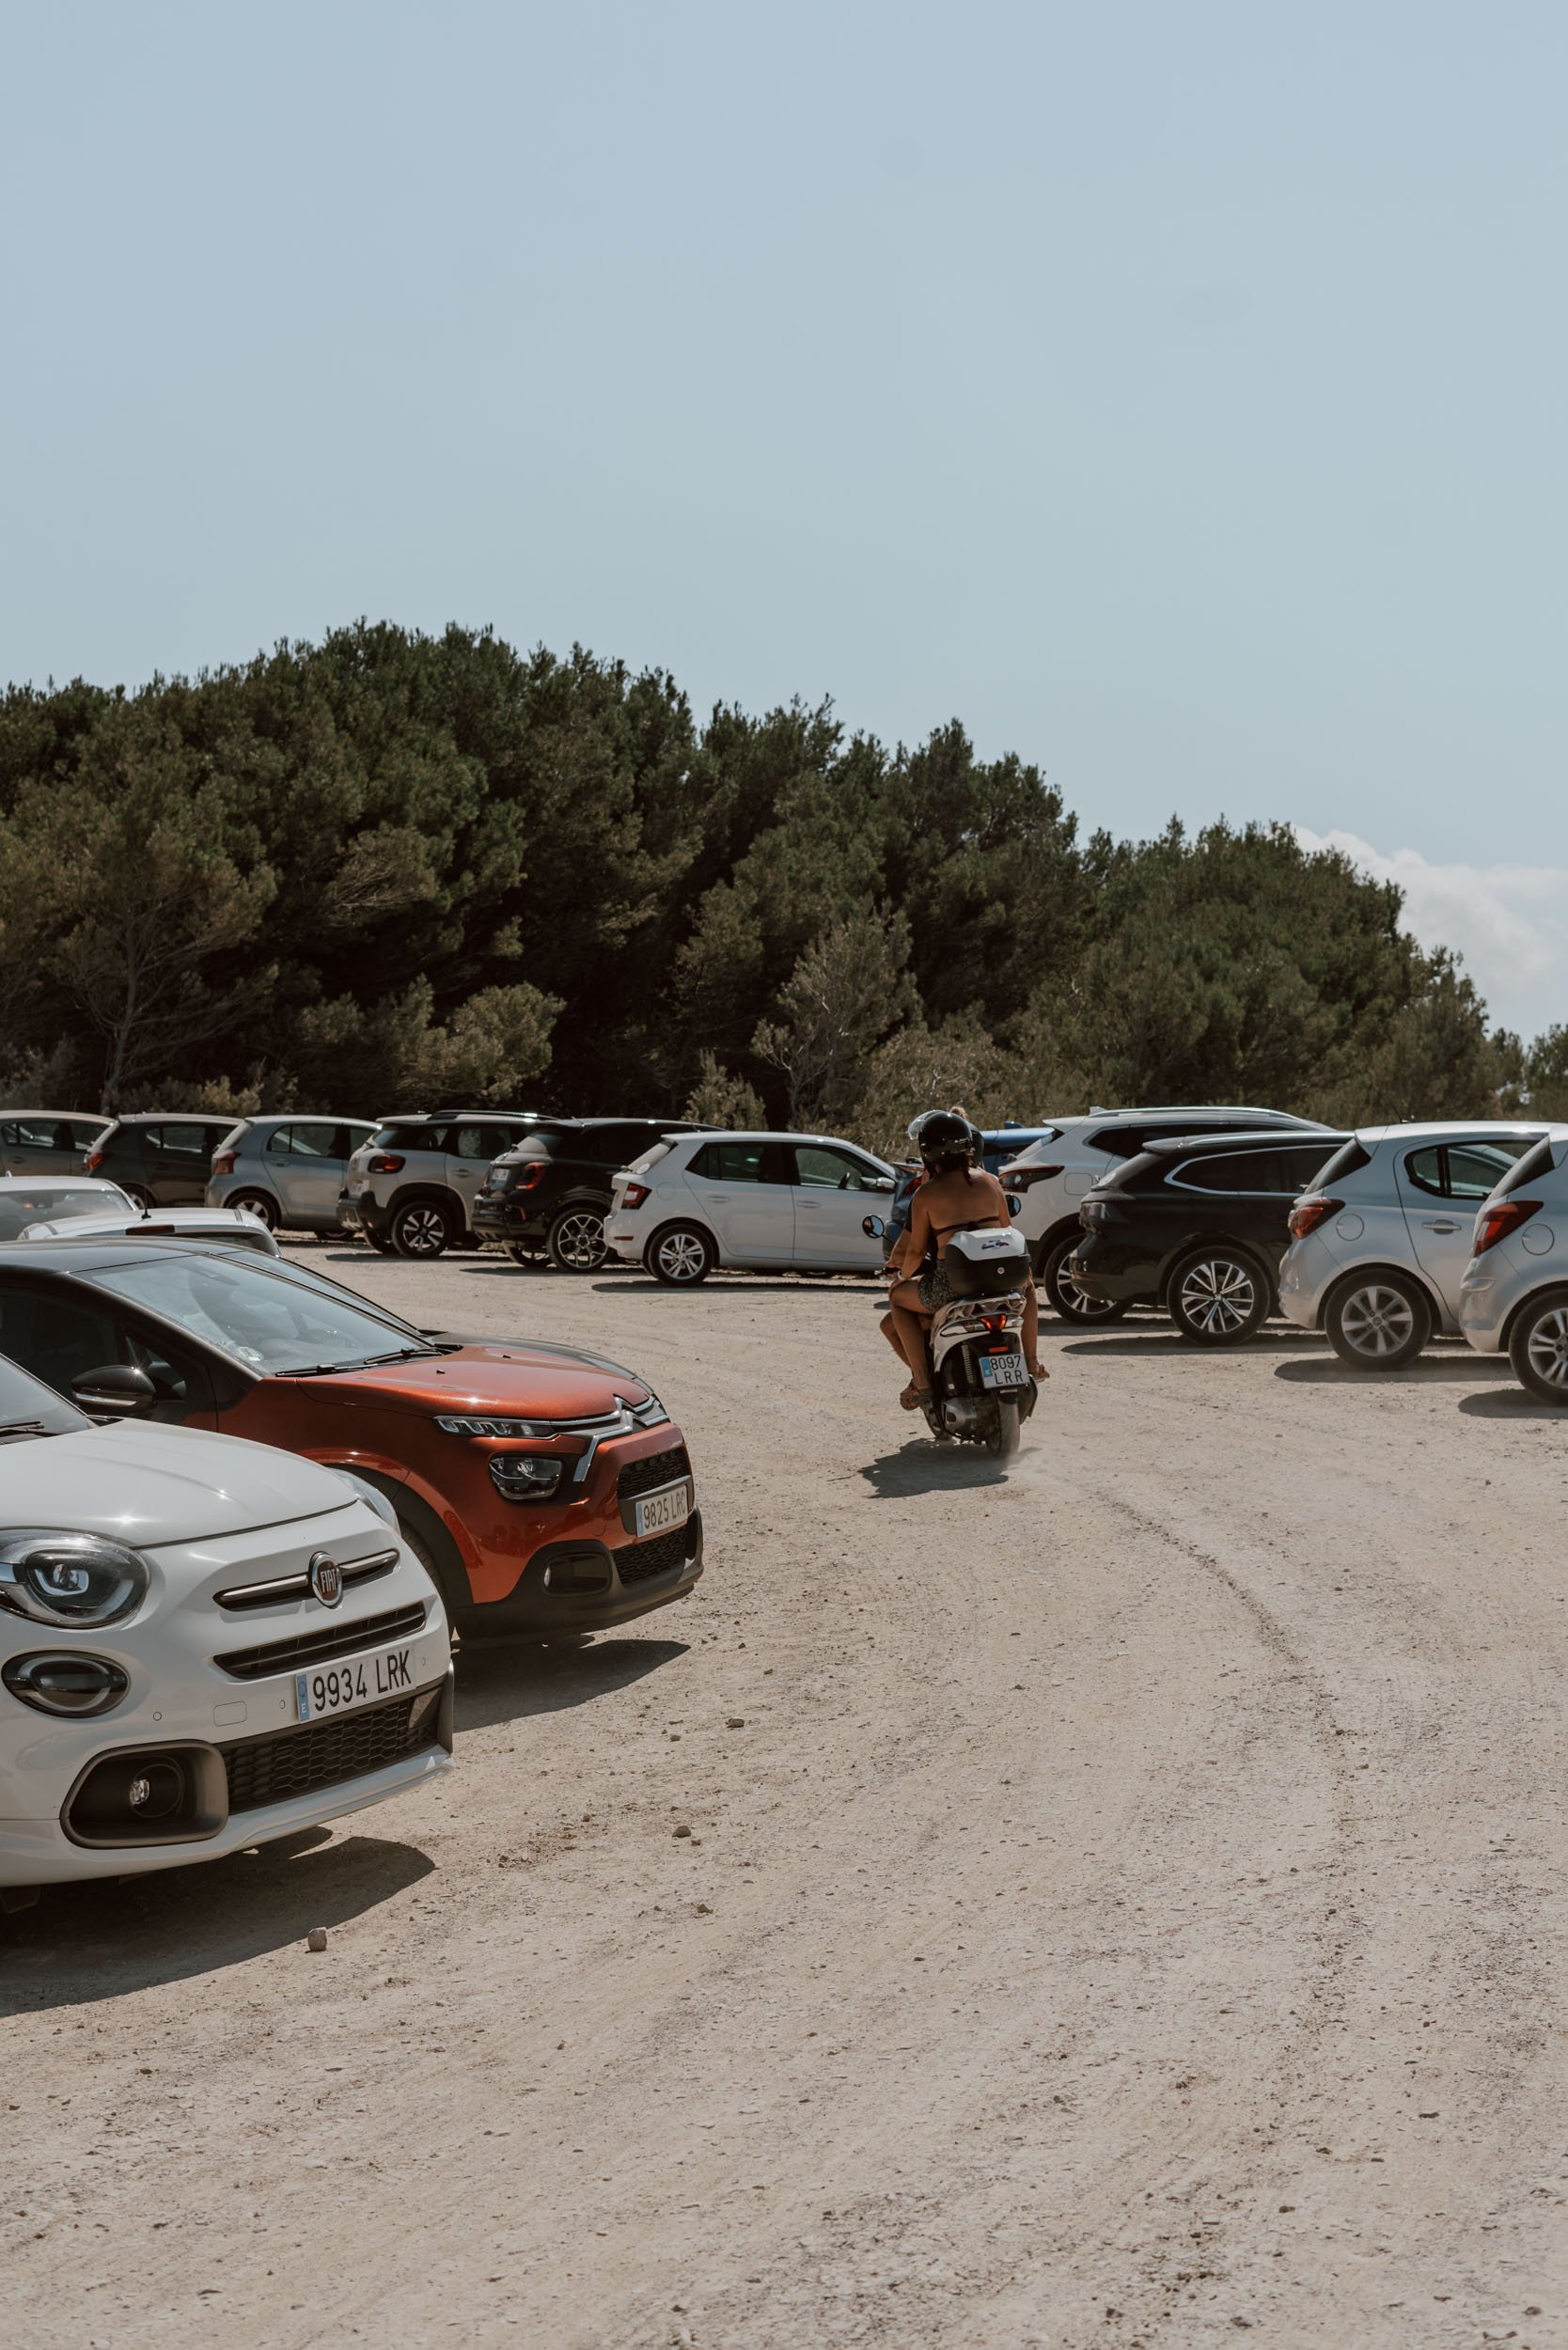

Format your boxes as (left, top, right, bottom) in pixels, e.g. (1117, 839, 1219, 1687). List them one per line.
(298, 1337, 652, 1422)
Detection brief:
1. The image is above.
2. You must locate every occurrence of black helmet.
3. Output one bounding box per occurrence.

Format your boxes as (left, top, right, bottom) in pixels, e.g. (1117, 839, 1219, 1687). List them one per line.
(913, 1110, 975, 1174)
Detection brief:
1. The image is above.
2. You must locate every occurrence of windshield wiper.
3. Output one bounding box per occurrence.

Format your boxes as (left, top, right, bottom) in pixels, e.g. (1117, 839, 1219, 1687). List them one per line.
(0, 1419, 52, 1442)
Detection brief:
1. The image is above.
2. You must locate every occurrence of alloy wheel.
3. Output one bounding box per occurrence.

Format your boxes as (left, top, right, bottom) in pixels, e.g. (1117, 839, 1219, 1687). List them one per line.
(1177, 1256, 1258, 1338)
(1523, 1304, 1568, 1396)
(395, 1203, 450, 1258)
(550, 1210, 608, 1272)
(655, 1230, 708, 1283)
(1340, 1283, 1416, 1359)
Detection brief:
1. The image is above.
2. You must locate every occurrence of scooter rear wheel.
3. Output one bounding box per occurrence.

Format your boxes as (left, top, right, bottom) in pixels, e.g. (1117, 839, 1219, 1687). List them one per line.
(985, 1397, 1021, 1459)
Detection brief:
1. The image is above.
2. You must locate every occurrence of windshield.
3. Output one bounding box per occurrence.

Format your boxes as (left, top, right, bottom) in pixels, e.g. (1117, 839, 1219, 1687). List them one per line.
(78, 1250, 438, 1376)
(0, 1183, 133, 1240)
(0, 1350, 89, 1436)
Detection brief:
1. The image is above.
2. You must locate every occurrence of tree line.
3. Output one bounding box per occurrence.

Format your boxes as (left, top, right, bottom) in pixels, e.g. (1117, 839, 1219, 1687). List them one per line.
(0, 620, 1560, 1159)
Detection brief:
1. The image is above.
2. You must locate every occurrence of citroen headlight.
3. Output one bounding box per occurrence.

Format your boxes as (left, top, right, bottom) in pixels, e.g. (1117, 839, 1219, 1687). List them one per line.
(0, 1531, 150, 1627)
(434, 1415, 550, 1438)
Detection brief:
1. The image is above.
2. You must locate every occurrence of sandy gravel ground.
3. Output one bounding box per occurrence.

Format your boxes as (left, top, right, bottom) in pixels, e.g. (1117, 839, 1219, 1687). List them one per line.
(4, 1244, 1566, 2350)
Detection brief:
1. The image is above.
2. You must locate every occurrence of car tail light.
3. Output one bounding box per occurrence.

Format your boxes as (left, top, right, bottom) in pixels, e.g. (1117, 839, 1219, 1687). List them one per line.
(212, 1152, 237, 1176)
(1473, 1198, 1542, 1256)
(511, 1162, 546, 1191)
(85, 1150, 105, 1171)
(1011, 1165, 1063, 1189)
(1288, 1194, 1341, 1240)
(621, 1183, 651, 1210)
(368, 1153, 405, 1174)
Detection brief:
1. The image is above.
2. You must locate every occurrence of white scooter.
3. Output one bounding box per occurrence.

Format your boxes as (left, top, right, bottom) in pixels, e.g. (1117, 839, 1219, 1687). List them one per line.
(868, 1218, 1039, 1458)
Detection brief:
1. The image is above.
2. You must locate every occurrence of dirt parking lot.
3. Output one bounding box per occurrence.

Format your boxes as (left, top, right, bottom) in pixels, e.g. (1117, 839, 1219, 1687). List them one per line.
(5, 1245, 1567, 2350)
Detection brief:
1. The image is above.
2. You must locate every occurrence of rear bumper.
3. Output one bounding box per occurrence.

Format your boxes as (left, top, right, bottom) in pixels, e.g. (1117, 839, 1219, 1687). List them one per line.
(1069, 1236, 1159, 1303)
(471, 1197, 549, 1242)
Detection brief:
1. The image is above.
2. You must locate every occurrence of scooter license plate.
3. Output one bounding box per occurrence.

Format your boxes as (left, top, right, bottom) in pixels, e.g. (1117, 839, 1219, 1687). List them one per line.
(980, 1351, 1029, 1390)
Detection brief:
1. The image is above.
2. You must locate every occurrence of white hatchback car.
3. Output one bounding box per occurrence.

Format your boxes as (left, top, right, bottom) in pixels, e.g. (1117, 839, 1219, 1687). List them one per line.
(1459, 1133, 1568, 1404)
(0, 1176, 138, 1239)
(605, 1130, 897, 1285)
(0, 1351, 452, 1896)
(18, 1205, 281, 1257)
(997, 1106, 1336, 1323)
(1278, 1121, 1566, 1370)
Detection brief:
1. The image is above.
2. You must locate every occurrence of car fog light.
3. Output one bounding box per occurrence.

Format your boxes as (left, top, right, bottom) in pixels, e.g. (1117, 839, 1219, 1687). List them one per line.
(488, 1454, 565, 1502)
(126, 1762, 185, 1821)
(2, 1652, 130, 1716)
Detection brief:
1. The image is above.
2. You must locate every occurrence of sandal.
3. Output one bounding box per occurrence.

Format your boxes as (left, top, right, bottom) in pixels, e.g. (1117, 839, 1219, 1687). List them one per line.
(899, 1381, 929, 1411)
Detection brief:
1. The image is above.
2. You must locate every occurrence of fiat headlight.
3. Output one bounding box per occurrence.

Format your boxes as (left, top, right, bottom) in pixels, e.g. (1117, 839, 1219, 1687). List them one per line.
(0, 1532, 150, 1627)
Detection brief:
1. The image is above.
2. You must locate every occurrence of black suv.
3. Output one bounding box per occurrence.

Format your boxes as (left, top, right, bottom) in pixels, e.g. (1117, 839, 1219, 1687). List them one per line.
(474, 1119, 708, 1272)
(1070, 1129, 1348, 1343)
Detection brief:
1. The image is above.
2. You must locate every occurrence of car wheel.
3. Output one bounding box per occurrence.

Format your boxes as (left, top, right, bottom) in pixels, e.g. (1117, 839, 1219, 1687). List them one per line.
(1168, 1248, 1270, 1345)
(364, 1227, 397, 1255)
(647, 1223, 715, 1287)
(1508, 1289, 1568, 1406)
(506, 1240, 548, 1267)
(1325, 1270, 1431, 1371)
(391, 1198, 457, 1260)
(227, 1190, 281, 1233)
(547, 1205, 609, 1273)
(1042, 1234, 1129, 1325)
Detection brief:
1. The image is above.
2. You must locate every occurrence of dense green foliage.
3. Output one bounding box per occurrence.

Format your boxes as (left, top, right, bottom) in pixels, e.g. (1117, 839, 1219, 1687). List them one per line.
(0, 621, 1551, 1153)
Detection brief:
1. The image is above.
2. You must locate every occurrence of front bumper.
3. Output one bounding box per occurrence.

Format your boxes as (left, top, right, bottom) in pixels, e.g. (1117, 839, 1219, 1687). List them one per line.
(458, 1512, 704, 1639)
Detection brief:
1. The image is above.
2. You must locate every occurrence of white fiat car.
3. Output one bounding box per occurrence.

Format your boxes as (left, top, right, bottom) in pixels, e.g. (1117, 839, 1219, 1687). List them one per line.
(1460, 1133, 1568, 1404)
(0, 1351, 452, 1897)
(605, 1130, 897, 1284)
(1278, 1121, 1565, 1370)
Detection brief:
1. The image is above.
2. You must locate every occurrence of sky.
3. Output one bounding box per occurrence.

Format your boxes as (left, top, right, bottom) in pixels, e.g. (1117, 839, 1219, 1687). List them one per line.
(2, 2, 1563, 1036)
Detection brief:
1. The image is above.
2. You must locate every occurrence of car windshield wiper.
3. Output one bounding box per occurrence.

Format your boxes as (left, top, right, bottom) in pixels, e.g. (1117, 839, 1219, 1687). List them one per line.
(0, 1419, 52, 1442)
(357, 1345, 449, 1365)
(273, 1345, 446, 1377)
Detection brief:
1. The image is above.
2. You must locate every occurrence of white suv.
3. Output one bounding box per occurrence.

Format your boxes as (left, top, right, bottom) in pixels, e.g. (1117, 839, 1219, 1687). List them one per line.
(1278, 1121, 1565, 1370)
(998, 1106, 1334, 1323)
(605, 1131, 897, 1285)
(0, 1350, 451, 1897)
(342, 1110, 543, 1259)
(1460, 1134, 1568, 1404)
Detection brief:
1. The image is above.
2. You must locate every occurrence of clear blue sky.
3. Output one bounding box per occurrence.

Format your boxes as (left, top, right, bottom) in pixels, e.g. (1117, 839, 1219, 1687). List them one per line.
(3, 2, 1564, 1027)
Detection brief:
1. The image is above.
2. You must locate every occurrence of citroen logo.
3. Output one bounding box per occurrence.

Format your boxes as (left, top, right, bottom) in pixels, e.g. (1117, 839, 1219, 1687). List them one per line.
(307, 1552, 344, 1608)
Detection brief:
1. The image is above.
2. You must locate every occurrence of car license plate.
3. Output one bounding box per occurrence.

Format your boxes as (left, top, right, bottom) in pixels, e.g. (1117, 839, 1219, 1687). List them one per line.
(634, 1480, 691, 1539)
(294, 1646, 416, 1723)
(980, 1351, 1029, 1390)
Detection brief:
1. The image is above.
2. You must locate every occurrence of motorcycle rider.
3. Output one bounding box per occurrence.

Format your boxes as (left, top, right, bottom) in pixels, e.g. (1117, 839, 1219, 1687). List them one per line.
(884, 1109, 1044, 1410)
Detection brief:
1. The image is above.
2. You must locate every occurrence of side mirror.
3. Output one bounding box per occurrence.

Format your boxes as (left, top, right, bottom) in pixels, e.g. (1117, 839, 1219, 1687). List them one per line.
(1006, 1194, 1022, 1219)
(862, 1214, 886, 1239)
(868, 1176, 896, 1194)
(71, 1363, 157, 1418)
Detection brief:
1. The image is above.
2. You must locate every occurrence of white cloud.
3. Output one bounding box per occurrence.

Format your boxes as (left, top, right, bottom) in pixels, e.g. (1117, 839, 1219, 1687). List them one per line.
(1293, 827, 1568, 1042)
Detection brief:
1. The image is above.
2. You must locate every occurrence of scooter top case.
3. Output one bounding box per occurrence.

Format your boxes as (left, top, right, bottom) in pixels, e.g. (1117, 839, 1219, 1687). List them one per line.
(942, 1225, 1030, 1299)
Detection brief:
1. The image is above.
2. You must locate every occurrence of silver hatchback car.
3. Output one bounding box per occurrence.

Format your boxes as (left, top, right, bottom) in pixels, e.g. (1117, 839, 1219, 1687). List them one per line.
(207, 1116, 379, 1235)
(1278, 1121, 1563, 1370)
(1459, 1134, 1568, 1404)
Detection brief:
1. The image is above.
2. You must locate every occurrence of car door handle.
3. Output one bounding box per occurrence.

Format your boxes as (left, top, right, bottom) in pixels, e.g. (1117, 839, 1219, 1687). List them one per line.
(1421, 1218, 1461, 1232)
(705, 1192, 730, 1203)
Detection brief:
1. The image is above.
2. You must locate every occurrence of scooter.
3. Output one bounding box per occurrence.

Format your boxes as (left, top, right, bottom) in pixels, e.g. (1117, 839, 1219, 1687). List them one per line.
(867, 1218, 1039, 1459)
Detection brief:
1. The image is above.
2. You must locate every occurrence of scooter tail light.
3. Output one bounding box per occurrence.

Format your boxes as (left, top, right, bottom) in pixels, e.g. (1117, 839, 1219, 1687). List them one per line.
(1288, 1194, 1341, 1240)
(1474, 1198, 1541, 1256)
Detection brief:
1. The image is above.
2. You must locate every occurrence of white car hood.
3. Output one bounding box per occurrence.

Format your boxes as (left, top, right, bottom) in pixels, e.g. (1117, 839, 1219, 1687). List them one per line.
(0, 1420, 356, 1546)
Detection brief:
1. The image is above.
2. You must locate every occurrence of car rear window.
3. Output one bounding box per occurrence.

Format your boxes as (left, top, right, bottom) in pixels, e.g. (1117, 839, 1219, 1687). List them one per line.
(1493, 1136, 1557, 1195)
(371, 1122, 447, 1152)
(0, 1185, 128, 1239)
(628, 1143, 672, 1175)
(1313, 1139, 1372, 1186)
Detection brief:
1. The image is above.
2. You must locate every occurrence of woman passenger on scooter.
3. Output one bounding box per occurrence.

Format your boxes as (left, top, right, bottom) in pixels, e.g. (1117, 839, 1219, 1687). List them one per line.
(886, 1111, 1044, 1411)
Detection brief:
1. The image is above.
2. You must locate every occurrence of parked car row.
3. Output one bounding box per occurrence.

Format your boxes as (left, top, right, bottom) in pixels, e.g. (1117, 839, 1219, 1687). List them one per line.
(0, 1232, 703, 1898)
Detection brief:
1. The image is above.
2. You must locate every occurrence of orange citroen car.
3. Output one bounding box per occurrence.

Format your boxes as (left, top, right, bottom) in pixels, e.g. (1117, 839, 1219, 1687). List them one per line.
(0, 1241, 701, 1640)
